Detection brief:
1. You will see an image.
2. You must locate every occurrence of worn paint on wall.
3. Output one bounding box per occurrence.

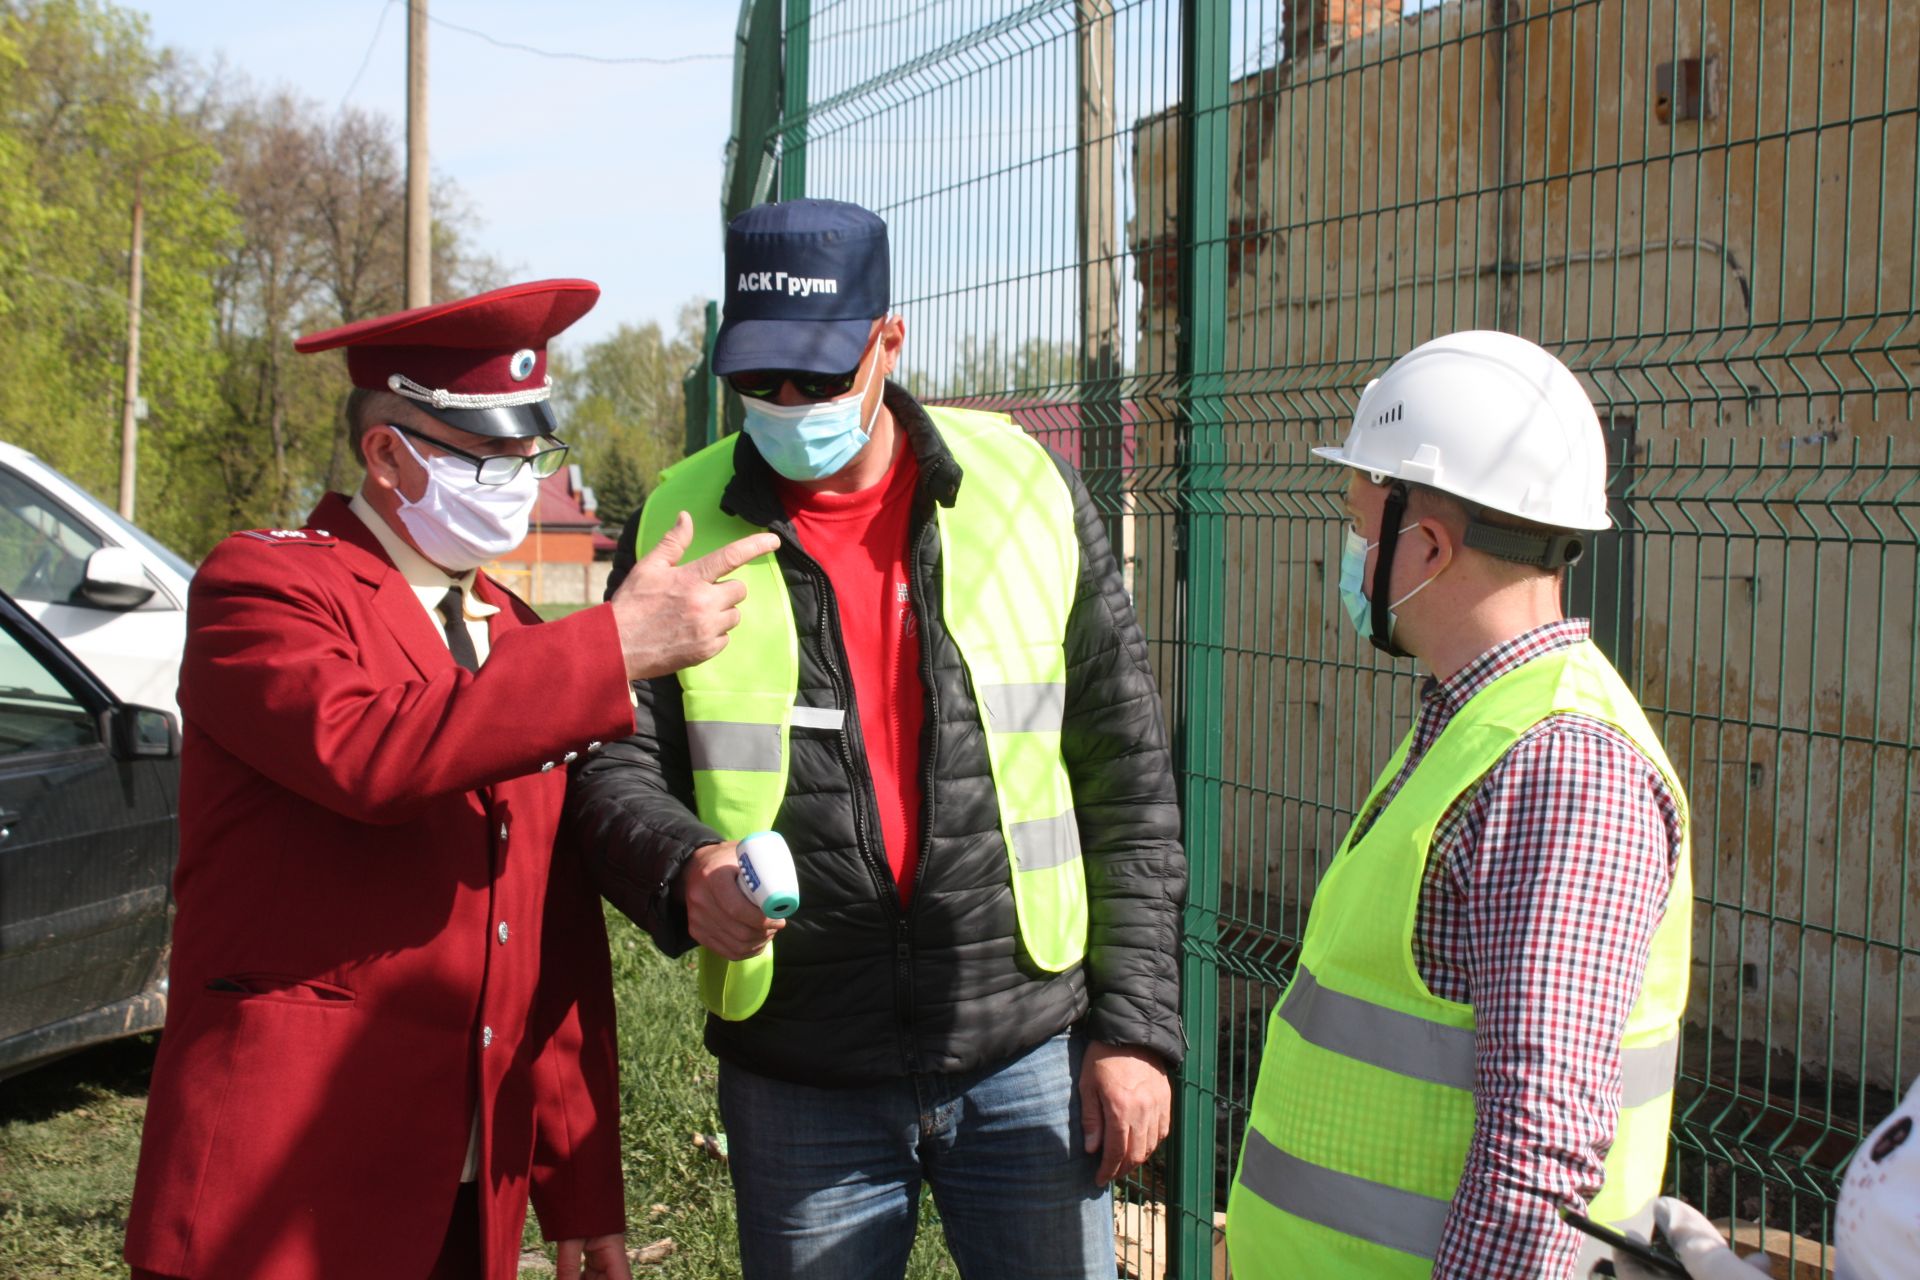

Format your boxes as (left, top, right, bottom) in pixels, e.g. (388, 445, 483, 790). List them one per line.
(1129, 0, 1920, 1094)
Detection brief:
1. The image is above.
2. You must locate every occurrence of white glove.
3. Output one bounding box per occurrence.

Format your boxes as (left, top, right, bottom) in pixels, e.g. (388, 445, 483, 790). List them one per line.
(1836, 1075, 1920, 1280)
(1606, 1198, 1773, 1280)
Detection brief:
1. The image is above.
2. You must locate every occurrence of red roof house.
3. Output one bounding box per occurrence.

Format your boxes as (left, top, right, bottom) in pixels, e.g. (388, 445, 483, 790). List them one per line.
(488, 465, 610, 605)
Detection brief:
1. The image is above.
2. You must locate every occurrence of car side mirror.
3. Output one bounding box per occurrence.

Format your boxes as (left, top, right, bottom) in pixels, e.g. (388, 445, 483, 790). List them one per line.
(77, 546, 156, 610)
(104, 704, 179, 760)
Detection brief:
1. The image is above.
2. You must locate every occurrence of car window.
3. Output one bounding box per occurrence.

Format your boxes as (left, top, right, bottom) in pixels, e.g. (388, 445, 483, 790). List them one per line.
(0, 470, 105, 605)
(0, 621, 98, 756)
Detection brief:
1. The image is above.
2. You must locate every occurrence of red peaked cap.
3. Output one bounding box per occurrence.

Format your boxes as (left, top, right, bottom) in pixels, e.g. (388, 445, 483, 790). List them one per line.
(294, 279, 599, 438)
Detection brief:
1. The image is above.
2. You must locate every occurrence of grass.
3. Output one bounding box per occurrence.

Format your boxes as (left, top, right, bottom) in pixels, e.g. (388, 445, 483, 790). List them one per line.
(0, 908, 959, 1279)
(529, 911, 959, 1278)
(0, 1036, 153, 1279)
(534, 602, 596, 622)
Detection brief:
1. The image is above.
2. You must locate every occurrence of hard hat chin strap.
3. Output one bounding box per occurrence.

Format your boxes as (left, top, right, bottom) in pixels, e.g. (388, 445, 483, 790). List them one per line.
(1462, 521, 1587, 568)
(1369, 482, 1414, 659)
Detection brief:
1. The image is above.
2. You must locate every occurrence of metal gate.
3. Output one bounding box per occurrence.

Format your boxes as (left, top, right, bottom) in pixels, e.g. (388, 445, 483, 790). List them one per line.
(715, 1, 1920, 1273)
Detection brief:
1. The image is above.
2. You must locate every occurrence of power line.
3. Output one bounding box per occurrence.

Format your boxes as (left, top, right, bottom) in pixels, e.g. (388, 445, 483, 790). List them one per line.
(811, 0, 951, 48)
(340, 0, 397, 109)
(425, 11, 730, 66)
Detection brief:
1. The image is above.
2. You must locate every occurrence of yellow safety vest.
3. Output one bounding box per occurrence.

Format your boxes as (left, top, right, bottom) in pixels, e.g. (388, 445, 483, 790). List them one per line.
(636, 406, 1089, 1020)
(1224, 639, 1692, 1278)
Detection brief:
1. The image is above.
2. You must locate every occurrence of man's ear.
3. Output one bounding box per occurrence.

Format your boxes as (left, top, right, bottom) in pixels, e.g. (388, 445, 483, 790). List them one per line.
(878, 314, 906, 378)
(1414, 515, 1456, 575)
(362, 424, 402, 493)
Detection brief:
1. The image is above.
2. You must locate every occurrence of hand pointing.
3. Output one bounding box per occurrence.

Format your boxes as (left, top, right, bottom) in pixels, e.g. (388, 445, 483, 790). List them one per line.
(609, 511, 780, 680)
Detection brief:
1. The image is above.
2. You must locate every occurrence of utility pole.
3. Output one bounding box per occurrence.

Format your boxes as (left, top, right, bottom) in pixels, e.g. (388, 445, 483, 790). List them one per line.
(405, 0, 431, 308)
(1076, 0, 1125, 569)
(117, 182, 145, 520)
(117, 138, 195, 520)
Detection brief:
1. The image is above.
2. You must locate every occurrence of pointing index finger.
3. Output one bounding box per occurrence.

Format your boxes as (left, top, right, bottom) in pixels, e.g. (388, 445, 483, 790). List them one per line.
(690, 531, 781, 582)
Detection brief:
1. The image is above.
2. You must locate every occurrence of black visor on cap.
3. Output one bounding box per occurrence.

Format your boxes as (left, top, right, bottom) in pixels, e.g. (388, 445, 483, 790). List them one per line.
(420, 397, 559, 440)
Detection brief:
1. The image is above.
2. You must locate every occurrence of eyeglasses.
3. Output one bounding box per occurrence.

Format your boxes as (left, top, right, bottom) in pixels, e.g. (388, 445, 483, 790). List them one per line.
(727, 365, 863, 402)
(388, 424, 570, 486)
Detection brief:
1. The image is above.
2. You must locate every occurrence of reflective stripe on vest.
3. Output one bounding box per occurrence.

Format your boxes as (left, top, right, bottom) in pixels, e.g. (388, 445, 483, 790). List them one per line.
(1277, 966, 1681, 1108)
(1234, 1128, 1658, 1268)
(1224, 641, 1693, 1279)
(687, 721, 782, 773)
(636, 406, 1086, 1019)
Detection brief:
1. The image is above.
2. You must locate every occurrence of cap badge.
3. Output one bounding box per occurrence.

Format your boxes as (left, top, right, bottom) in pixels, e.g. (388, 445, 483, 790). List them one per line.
(509, 349, 537, 381)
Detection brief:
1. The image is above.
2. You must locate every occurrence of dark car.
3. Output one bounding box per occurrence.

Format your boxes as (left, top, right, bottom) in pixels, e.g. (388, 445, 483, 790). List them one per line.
(0, 586, 178, 1079)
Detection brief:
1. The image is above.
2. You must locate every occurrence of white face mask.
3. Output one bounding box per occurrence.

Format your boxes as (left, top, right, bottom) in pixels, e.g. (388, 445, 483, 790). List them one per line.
(385, 428, 539, 572)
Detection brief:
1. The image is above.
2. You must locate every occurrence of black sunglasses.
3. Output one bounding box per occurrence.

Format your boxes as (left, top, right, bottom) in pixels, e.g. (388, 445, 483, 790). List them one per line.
(388, 424, 569, 486)
(727, 365, 864, 402)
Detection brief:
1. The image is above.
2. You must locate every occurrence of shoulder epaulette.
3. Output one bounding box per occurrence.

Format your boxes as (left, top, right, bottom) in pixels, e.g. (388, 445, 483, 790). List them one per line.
(232, 527, 338, 547)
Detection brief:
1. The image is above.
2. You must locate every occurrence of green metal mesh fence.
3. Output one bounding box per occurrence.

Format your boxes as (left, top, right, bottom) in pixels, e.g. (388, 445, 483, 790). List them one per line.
(727, 1, 1920, 1274)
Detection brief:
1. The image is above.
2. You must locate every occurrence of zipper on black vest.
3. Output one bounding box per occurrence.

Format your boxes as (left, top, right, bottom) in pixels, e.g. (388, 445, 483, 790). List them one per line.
(787, 549, 895, 912)
(804, 556, 925, 1068)
(903, 508, 941, 949)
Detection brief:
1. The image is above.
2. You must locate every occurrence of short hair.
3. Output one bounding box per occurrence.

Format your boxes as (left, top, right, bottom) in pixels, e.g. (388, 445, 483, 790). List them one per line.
(342, 389, 413, 467)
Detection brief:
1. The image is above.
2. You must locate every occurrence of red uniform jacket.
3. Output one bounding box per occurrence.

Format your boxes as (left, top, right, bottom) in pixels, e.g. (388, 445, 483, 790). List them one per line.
(125, 493, 636, 1280)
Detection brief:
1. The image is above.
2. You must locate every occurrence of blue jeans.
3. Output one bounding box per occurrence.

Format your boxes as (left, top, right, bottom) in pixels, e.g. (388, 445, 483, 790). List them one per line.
(718, 1031, 1116, 1280)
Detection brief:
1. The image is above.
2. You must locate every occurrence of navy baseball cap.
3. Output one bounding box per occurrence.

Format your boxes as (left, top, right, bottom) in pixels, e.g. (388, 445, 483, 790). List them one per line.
(712, 198, 890, 377)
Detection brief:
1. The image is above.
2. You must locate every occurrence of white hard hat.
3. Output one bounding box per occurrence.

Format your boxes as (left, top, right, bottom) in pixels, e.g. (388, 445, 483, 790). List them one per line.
(1313, 330, 1612, 533)
(1837, 1076, 1920, 1280)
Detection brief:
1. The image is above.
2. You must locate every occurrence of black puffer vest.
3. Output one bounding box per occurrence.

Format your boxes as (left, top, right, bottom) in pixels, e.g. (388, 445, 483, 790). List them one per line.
(568, 384, 1186, 1085)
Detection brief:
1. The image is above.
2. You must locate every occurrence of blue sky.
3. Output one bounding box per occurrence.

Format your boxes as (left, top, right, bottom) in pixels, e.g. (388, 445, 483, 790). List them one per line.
(130, 1, 1452, 360)
(134, 1, 741, 348)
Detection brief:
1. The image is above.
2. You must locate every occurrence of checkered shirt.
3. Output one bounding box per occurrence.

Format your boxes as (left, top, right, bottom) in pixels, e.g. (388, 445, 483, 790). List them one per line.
(1350, 619, 1685, 1279)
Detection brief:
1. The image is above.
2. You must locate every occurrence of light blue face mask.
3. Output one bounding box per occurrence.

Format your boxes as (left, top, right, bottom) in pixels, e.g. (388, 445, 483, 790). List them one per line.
(740, 356, 882, 482)
(1337, 523, 1435, 644)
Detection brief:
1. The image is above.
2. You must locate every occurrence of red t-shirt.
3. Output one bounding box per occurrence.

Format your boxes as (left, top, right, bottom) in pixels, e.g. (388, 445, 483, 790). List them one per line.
(777, 443, 928, 905)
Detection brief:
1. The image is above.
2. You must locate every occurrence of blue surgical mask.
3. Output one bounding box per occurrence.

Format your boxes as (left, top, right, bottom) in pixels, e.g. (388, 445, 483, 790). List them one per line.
(741, 358, 882, 481)
(1337, 523, 1434, 644)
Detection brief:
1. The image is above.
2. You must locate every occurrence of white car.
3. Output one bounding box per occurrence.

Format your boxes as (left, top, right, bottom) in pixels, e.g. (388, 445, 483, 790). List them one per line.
(0, 441, 193, 720)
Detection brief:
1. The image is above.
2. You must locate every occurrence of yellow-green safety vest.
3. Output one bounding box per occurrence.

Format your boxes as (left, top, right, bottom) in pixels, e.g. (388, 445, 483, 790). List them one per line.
(1224, 639, 1693, 1278)
(635, 406, 1089, 1021)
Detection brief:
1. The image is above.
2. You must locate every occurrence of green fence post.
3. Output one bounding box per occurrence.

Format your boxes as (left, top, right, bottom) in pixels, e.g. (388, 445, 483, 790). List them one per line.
(1171, 0, 1230, 1275)
(724, 0, 785, 221)
(779, 0, 809, 200)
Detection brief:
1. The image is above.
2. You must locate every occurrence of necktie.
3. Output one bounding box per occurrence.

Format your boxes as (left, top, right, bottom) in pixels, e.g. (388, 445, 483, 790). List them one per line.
(436, 586, 480, 672)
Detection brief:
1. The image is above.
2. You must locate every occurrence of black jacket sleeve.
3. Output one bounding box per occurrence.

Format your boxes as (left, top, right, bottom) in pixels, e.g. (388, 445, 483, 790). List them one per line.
(568, 543, 718, 956)
(1051, 450, 1189, 1067)
(604, 507, 645, 603)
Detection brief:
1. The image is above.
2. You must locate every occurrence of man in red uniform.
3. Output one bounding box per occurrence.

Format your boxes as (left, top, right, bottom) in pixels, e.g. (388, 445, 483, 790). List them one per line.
(123, 280, 778, 1280)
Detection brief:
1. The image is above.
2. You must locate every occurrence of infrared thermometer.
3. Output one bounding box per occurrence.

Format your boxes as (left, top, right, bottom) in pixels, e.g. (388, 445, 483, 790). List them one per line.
(736, 831, 800, 919)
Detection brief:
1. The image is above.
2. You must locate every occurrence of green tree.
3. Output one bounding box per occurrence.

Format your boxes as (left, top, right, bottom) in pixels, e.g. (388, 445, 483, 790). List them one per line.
(0, 0, 508, 557)
(550, 300, 708, 531)
(588, 443, 648, 538)
(940, 334, 1079, 400)
(0, 0, 235, 555)
(206, 87, 505, 533)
